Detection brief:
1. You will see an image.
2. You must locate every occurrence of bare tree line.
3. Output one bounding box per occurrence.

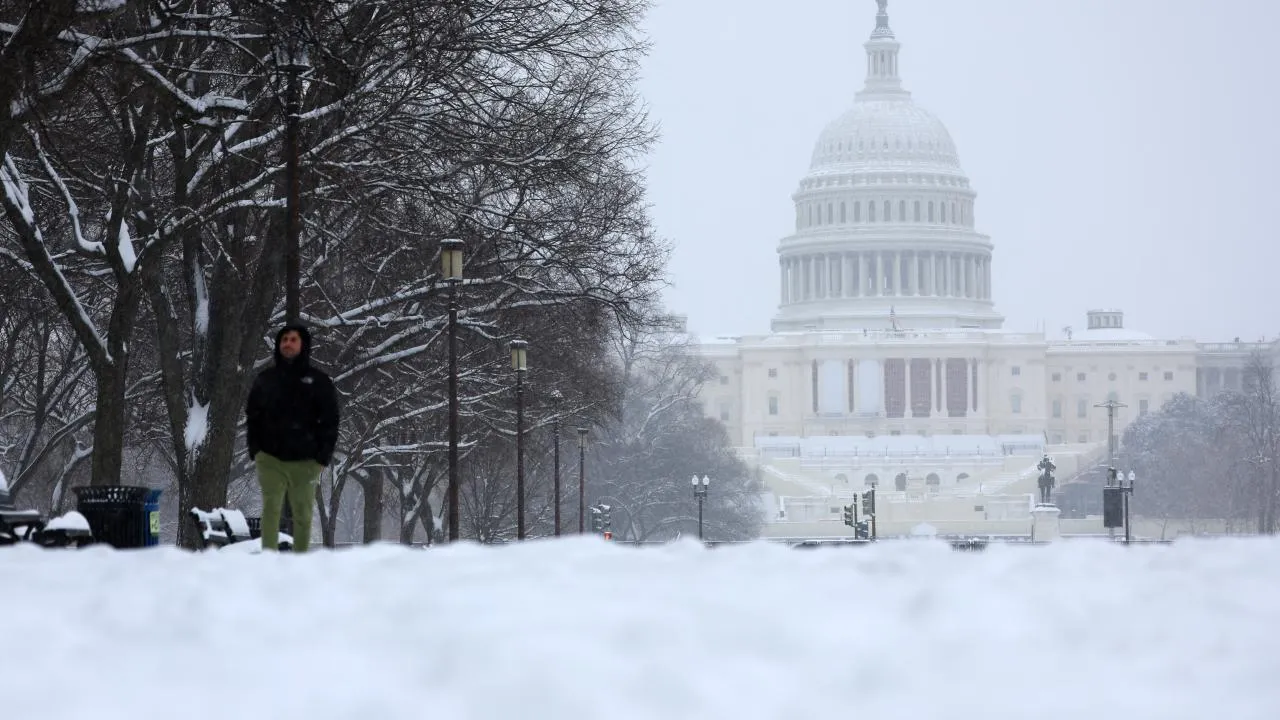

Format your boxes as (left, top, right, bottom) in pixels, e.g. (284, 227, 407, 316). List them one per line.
(0, 0, 762, 546)
(1122, 352, 1280, 534)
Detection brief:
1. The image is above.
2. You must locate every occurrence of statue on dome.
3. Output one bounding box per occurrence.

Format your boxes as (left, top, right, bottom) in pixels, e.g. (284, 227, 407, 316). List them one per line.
(877, 0, 888, 13)
(1037, 455, 1057, 505)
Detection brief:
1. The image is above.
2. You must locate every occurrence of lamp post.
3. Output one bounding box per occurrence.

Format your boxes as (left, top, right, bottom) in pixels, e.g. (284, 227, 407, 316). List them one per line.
(510, 339, 528, 540)
(692, 474, 709, 540)
(1124, 470, 1136, 544)
(271, 14, 309, 538)
(274, 10, 310, 324)
(549, 389, 564, 536)
(441, 239, 464, 541)
(577, 427, 589, 533)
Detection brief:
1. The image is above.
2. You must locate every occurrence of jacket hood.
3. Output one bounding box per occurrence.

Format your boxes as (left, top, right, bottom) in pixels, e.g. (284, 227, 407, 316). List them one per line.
(274, 323, 313, 368)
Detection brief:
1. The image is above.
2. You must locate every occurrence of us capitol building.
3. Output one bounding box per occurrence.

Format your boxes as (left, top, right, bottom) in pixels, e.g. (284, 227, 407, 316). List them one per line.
(693, 1, 1278, 539)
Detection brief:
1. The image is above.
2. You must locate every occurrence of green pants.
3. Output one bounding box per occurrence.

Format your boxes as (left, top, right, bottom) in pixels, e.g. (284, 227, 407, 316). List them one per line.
(256, 452, 322, 552)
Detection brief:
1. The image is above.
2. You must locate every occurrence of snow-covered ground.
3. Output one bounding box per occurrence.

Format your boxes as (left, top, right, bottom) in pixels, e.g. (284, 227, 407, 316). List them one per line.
(2, 537, 1277, 719)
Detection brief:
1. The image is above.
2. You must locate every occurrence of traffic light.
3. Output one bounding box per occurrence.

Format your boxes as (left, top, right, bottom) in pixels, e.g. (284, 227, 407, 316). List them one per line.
(854, 520, 870, 540)
(842, 503, 855, 527)
(861, 488, 876, 516)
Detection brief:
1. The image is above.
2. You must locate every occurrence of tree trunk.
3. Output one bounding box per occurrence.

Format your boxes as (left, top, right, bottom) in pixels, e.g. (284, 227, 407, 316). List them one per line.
(360, 472, 383, 543)
(87, 359, 129, 487)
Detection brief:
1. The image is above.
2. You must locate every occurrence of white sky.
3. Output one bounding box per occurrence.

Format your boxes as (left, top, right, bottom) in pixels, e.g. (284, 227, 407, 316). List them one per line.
(638, 0, 1280, 342)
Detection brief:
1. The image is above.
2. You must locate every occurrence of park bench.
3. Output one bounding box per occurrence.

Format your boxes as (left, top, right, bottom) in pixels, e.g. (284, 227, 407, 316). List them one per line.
(0, 508, 94, 548)
(188, 507, 292, 551)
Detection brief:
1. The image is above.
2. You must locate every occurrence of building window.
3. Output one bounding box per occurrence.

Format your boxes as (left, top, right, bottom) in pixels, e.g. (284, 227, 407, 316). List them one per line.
(1078, 432, 1089, 443)
(1139, 372, 1148, 381)
(1077, 373, 1086, 382)
(1077, 398, 1088, 418)
(719, 375, 728, 385)
(1139, 399, 1149, 416)
(1051, 373, 1061, 382)
(1051, 399, 1062, 418)
(1011, 366, 1021, 376)
(1164, 371, 1174, 381)
(913, 200, 921, 221)
(1011, 394, 1022, 414)
(1108, 372, 1117, 381)
(768, 395, 779, 416)
(768, 368, 778, 379)
(839, 202, 846, 223)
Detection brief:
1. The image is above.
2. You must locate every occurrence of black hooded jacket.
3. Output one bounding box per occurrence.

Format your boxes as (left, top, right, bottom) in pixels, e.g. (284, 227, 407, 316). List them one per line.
(245, 324, 340, 465)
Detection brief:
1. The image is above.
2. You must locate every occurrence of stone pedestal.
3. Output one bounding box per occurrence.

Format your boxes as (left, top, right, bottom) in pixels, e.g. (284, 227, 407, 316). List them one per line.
(1030, 504, 1061, 543)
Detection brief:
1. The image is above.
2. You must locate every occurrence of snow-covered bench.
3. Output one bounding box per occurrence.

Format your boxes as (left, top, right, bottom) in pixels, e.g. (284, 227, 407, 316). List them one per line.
(188, 508, 292, 551)
(0, 508, 94, 548)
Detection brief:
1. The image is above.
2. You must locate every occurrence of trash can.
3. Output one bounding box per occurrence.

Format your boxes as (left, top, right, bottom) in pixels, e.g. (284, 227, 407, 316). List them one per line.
(73, 485, 152, 549)
(143, 489, 162, 546)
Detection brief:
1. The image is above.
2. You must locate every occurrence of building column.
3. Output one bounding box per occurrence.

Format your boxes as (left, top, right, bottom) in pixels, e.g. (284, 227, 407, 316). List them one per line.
(971, 358, 981, 415)
(940, 357, 949, 418)
(893, 252, 902, 296)
(874, 252, 884, 296)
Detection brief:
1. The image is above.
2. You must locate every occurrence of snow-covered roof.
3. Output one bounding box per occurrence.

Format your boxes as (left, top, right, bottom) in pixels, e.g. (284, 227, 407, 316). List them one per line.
(1074, 327, 1156, 342)
(809, 99, 963, 175)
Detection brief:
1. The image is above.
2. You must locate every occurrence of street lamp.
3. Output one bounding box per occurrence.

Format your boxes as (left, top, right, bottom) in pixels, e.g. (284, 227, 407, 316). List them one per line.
(510, 339, 528, 540)
(1124, 470, 1136, 545)
(692, 474, 709, 540)
(441, 238, 464, 541)
(577, 427, 589, 533)
(549, 389, 564, 536)
(274, 12, 310, 324)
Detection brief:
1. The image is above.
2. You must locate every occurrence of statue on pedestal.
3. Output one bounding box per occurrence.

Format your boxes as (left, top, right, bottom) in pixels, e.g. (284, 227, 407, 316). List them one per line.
(1037, 455, 1057, 505)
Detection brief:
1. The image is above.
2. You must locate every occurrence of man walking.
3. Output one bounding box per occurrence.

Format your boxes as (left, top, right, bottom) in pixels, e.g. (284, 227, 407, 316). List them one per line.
(245, 323, 340, 552)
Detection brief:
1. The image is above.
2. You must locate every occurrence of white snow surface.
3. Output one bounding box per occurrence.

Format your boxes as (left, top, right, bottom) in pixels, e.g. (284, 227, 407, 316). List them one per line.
(1, 537, 1277, 719)
(0, 467, 7, 492)
(43, 510, 90, 532)
(184, 395, 209, 451)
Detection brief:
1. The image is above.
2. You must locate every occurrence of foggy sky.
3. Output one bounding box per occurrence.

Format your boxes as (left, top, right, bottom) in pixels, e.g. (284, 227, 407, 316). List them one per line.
(637, 0, 1280, 342)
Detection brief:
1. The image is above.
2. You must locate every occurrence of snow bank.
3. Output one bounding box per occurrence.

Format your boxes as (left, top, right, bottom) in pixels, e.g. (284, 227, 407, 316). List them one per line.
(0, 537, 1276, 719)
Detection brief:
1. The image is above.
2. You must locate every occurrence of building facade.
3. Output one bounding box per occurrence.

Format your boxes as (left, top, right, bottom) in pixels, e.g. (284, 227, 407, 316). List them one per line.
(693, 2, 1276, 536)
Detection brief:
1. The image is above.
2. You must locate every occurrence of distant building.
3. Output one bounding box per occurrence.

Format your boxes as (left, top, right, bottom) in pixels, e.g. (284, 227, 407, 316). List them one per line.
(694, 1, 1277, 539)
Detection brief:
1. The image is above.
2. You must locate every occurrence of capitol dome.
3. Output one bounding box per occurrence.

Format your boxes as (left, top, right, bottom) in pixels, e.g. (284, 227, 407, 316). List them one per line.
(809, 101, 962, 175)
(772, 0, 1003, 333)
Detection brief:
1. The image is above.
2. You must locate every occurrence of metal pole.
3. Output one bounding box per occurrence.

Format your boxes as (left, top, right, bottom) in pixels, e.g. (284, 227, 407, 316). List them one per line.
(871, 494, 878, 541)
(1124, 475, 1133, 545)
(698, 496, 704, 540)
(284, 64, 302, 323)
(1107, 404, 1115, 470)
(578, 440, 586, 533)
(553, 418, 561, 536)
(446, 281, 460, 541)
(516, 371, 525, 540)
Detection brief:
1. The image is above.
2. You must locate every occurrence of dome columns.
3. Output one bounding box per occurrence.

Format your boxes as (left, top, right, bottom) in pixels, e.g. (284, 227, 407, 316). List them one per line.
(779, 248, 992, 305)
